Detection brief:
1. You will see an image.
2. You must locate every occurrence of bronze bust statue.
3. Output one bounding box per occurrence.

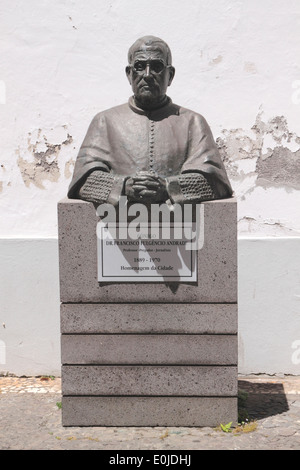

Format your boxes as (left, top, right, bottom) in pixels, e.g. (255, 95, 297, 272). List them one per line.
(68, 36, 232, 206)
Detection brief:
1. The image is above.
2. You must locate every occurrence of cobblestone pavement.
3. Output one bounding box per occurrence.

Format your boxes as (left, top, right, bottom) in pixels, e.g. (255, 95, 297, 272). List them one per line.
(0, 375, 300, 450)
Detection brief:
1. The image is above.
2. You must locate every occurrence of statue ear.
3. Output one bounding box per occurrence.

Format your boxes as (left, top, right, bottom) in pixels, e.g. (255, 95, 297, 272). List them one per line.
(125, 66, 132, 84)
(168, 66, 175, 86)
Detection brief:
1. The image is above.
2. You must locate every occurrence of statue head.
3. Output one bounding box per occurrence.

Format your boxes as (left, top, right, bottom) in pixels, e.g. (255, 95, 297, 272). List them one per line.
(126, 36, 175, 109)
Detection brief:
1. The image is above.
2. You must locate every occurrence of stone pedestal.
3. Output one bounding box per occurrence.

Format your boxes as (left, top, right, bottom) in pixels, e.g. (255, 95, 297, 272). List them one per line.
(58, 197, 238, 427)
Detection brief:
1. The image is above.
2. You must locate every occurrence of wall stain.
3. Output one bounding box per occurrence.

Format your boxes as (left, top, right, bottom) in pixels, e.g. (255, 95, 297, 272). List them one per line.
(244, 62, 257, 74)
(17, 128, 73, 189)
(0, 164, 5, 193)
(209, 55, 223, 66)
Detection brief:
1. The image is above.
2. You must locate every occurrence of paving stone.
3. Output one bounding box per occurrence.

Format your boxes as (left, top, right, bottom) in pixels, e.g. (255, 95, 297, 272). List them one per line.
(0, 382, 298, 451)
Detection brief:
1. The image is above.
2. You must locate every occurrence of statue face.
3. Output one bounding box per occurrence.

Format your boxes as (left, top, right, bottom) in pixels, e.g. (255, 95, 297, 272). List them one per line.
(126, 45, 175, 107)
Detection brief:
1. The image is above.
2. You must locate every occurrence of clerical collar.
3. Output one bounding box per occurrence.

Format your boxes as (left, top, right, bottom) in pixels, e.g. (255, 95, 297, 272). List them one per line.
(128, 95, 172, 116)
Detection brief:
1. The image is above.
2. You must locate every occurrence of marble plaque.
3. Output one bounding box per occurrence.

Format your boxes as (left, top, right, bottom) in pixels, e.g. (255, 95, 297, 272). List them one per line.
(97, 223, 198, 282)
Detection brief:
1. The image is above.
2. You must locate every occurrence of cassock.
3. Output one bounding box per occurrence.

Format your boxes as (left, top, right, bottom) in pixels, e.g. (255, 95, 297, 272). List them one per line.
(68, 96, 232, 205)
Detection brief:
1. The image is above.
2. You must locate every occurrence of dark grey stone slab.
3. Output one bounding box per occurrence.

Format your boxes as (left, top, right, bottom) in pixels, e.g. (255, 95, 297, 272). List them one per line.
(58, 198, 237, 303)
(62, 396, 238, 427)
(61, 334, 237, 365)
(62, 365, 237, 396)
(60, 303, 238, 334)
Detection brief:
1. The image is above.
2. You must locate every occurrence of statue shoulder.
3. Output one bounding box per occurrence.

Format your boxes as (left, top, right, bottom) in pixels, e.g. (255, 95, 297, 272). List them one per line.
(176, 104, 211, 129)
(89, 102, 130, 124)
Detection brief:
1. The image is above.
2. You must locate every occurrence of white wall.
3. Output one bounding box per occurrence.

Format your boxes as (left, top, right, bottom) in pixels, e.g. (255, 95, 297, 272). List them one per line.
(0, 0, 299, 375)
(0, 240, 60, 376)
(1, 237, 299, 376)
(238, 238, 300, 375)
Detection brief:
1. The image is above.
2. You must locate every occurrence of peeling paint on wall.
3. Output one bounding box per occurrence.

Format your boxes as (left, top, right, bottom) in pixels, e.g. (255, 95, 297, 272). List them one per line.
(217, 111, 300, 236)
(253, 114, 300, 189)
(64, 158, 75, 179)
(17, 127, 73, 189)
(256, 146, 300, 189)
(217, 111, 300, 190)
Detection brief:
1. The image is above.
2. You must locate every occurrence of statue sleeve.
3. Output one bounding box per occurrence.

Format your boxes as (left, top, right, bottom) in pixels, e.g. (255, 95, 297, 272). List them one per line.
(166, 173, 216, 204)
(78, 170, 126, 206)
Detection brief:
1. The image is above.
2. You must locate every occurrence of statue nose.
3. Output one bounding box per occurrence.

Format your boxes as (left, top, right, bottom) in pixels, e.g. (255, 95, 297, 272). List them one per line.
(144, 63, 151, 77)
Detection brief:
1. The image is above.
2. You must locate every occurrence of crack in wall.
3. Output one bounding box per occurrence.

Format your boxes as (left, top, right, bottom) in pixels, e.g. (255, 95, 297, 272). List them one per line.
(238, 216, 300, 236)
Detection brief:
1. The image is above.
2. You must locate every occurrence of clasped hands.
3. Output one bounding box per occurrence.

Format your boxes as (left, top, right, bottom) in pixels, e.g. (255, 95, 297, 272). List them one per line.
(125, 171, 169, 203)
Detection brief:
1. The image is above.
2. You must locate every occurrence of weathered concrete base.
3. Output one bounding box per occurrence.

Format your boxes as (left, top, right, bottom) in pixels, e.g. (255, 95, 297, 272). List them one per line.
(58, 198, 238, 426)
(62, 396, 238, 427)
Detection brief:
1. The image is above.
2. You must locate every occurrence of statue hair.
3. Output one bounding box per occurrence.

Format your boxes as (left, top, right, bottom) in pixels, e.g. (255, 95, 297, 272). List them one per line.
(128, 36, 172, 65)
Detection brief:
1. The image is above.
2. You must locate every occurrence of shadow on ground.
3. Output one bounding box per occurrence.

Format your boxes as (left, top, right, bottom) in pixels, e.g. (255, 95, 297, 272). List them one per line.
(238, 380, 289, 421)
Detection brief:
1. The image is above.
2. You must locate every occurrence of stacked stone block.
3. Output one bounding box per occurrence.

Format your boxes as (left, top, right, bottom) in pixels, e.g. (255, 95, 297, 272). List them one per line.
(58, 197, 237, 426)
